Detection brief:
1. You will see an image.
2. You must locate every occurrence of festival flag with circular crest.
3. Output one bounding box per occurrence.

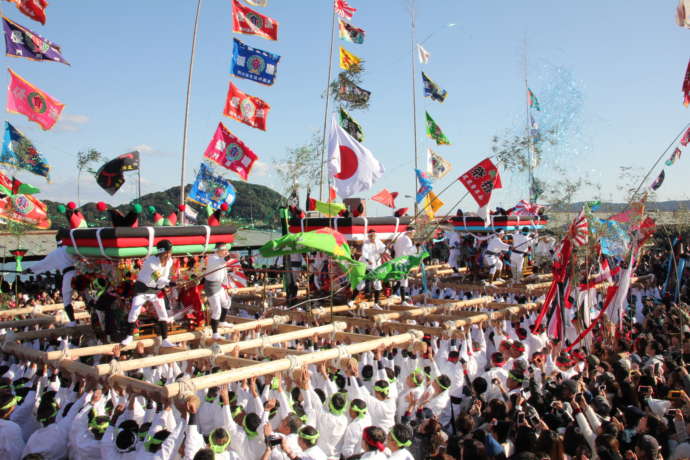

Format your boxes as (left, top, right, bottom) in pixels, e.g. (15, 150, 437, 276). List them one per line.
(6, 68, 64, 130)
(2, 17, 68, 64)
(231, 0, 278, 41)
(223, 82, 271, 131)
(231, 38, 280, 86)
(203, 122, 258, 181)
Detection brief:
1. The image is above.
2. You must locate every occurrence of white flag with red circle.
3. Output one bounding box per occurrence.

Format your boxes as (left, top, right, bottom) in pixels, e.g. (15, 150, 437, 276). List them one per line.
(328, 116, 384, 198)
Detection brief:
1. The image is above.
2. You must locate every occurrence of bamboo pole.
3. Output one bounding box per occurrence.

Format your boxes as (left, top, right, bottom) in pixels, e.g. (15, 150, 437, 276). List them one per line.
(91, 322, 347, 377)
(163, 329, 424, 399)
(9, 325, 93, 341)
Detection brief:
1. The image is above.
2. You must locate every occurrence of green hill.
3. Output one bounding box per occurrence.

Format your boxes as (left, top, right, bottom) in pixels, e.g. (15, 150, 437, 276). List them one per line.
(43, 183, 284, 230)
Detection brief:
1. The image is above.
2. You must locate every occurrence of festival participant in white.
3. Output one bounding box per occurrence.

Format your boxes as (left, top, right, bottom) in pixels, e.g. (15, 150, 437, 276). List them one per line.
(26, 234, 78, 325)
(393, 228, 417, 306)
(353, 229, 387, 307)
(0, 392, 25, 460)
(446, 230, 462, 273)
(509, 227, 535, 283)
(204, 243, 233, 339)
(121, 239, 175, 347)
(474, 230, 511, 282)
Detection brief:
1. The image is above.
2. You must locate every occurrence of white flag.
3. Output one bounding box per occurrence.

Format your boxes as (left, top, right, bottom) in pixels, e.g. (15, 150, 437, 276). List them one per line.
(328, 116, 384, 198)
(244, 0, 268, 6)
(426, 147, 451, 179)
(417, 43, 430, 64)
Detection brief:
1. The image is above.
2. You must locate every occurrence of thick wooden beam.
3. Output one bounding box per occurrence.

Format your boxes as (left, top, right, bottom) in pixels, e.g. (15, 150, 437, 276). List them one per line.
(90, 322, 347, 377)
(163, 330, 425, 399)
(42, 315, 290, 361)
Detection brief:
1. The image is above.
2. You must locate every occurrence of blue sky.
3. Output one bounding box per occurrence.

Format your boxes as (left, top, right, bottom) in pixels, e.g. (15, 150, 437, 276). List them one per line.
(1, 0, 688, 217)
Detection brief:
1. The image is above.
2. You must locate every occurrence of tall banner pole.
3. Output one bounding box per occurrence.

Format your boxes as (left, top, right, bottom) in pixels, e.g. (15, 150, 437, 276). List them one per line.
(318, 5, 337, 203)
(410, 0, 419, 217)
(179, 0, 203, 221)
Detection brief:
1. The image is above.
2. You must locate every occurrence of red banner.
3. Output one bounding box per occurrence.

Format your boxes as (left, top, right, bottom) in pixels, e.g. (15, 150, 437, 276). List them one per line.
(7, 68, 64, 130)
(203, 122, 258, 181)
(223, 82, 271, 131)
(232, 0, 278, 41)
(9, 0, 47, 25)
(458, 158, 502, 207)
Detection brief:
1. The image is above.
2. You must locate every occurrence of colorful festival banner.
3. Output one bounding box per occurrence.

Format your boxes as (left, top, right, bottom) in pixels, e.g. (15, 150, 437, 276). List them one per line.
(188, 162, 237, 210)
(338, 73, 370, 104)
(458, 158, 503, 208)
(231, 38, 280, 86)
(0, 170, 50, 229)
(6, 68, 64, 130)
(0, 121, 50, 180)
(425, 111, 450, 145)
(666, 147, 682, 166)
(338, 19, 365, 44)
(423, 191, 444, 218)
(650, 170, 665, 191)
(338, 106, 363, 141)
(95, 151, 140, 196)
(339, 46, 361, 70)
(422, 72, 447, 103)
(231, 0, 278, 41)
(426, 147, 451, 179)
(528, 88, 541, 111)
(223, 81, 271, 131)
(2, 17, 68, 64)
(203, 122, 258, 181)
(415, 169, 433, 204)
(8, 0, 47, 25)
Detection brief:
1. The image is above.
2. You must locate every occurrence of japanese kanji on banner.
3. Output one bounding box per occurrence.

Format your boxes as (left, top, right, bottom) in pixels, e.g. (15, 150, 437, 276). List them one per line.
(203, 122, 258, 181)
(458, 158, 503, 207)
(188, 162, 237, 210)
(223, 81, 271, 131)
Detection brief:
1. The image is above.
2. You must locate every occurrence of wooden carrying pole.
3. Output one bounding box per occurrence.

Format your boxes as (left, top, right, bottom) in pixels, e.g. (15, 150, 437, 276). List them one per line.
(91, 322, 347, 377)
(164, 329, 425, 399)
(364, 296, 494, 322)
(0, 301, 85, 318)
(42, 315, 291, 361)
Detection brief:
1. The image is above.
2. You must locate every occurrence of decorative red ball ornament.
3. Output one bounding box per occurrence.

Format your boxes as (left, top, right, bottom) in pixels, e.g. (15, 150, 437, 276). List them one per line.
(67, 201, 77, 210)
(178, 204, 186, 212)
(96, 201, 107, 212)
(220, 203, 229, 212)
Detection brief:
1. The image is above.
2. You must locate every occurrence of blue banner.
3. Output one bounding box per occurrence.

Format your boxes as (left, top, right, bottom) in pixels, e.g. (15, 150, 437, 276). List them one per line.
(188, 163, 237, 210)
(231, 38, 281, 86)
(415, 168, 432, 203)
(0, 121, 50, 180)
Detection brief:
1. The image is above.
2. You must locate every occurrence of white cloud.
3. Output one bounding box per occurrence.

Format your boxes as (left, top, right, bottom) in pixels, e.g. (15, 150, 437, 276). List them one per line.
(252, 160, 269, 177)
(132, 144, 154, 153)
(56, 113, 89, 132)
(132, 144, 172, 156)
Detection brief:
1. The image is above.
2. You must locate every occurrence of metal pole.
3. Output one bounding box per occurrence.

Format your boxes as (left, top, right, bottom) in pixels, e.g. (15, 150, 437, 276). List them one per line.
(410, 0, 419, 217)
(179, 0, 203, 221)
(523, 39, 534, 203)
(318, 6, 337, 202)
(137, 168, 141, 202)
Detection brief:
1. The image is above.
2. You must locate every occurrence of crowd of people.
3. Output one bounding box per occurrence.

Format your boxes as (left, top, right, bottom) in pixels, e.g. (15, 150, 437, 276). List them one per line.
(0, 226, 688, 459)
